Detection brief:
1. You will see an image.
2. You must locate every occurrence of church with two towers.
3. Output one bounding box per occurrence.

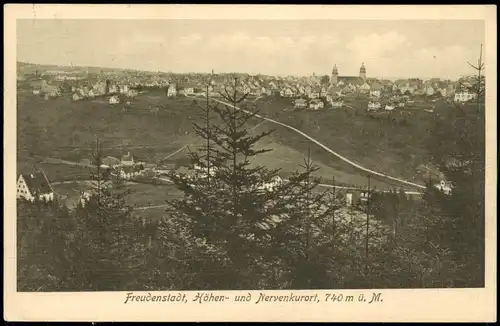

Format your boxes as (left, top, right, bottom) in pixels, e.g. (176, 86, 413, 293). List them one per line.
(329, 63, 367, 87)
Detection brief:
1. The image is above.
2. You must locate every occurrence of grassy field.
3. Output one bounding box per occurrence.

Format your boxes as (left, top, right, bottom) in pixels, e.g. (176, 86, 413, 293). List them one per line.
(17, 89, 202, 162)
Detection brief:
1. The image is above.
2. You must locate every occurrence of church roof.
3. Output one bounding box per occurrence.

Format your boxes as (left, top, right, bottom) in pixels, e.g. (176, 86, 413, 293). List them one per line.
(338, 76, 364, 86)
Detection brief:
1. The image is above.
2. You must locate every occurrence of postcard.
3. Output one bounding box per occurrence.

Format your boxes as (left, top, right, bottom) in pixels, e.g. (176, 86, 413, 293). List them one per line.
(3, 4, 497, 322)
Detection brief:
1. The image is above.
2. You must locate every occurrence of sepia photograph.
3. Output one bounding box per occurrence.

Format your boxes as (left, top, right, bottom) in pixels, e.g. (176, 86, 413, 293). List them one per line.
(4, 4, 497, 322)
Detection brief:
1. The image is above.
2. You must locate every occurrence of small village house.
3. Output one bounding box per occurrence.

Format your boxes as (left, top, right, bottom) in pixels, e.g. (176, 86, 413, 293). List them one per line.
(16, 171, 54, 202)
(294, 98, 307, 109)
(369, 82, 383, 98)
(454, 89, 477, 102)
(280, 87, 295, 98)
(102, 156, 121, 168)
(180, 84, 195, 95)
(257, 176, 284, 192)
(434, 180, 453, 195)
(109, 95, 120, 104)
(127, 89, 139, 98)
(119, 85, 129, 94)
(109, 85, 118, 94)
(425, 84, 436, 96)
(308, 99, 324, 110)
(359, 82, 371, 93)
(367, 100, 381, 111)
(167, 84, 177, 97)
(121, 152, 135, 166)
(330, 96, 344, 109)
(309, 87, 321, 99)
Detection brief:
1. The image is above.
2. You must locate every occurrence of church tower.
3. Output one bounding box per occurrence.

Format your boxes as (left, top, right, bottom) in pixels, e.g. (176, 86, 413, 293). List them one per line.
(331, 64, 339, 85)
(360, 62, 366, 81)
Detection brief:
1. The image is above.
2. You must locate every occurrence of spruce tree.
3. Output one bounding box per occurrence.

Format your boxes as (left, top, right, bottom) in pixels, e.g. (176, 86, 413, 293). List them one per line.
(167, 77, 336, 289)
(67, 139, 149, 291)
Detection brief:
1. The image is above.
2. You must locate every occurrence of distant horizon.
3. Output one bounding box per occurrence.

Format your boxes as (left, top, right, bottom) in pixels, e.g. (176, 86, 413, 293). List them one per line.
(17, 60, 475, 81)
(17, 19, 485, 80)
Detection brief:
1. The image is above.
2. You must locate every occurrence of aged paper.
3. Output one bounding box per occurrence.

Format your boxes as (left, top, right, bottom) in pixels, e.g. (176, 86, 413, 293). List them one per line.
(4, 4, 497, 322)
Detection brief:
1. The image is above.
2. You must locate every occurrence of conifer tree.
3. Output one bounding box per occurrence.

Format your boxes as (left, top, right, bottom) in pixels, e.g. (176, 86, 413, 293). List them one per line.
(167, 77, 335, 289)
(67, 138, 149, 291)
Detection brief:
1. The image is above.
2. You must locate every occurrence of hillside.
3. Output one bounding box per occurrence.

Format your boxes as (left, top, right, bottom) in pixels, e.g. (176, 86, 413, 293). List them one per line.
(252, 97, 445, 186)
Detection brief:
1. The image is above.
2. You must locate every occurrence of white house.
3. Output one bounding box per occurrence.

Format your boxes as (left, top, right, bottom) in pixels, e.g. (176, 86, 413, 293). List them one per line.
(330, 98, 344, 109)
(384, 103, 396, 111)
(367, 101, 381, 111)
(281, 87, 295, 98)
(109, 95, 120, 104)
(294, 98, 307, 109)
(79, 190, 93, 207)
(16, 172, 54, 202)
(72, 93, 81, 102)
(345, 193, 353, 206)
(127, 89, 139, 98)
(109, 85, 118, 94)
(180, 85, 195, 95)
(120, 85, 129, 94)
(309, 87, 321, 99)
(309, 99, 324, 110)
(260, 176, 284, 191)
(194, 164, 217, 178)
(454, 90, 477, 102)
(121, 152, 134, 166)
(425, 85, 436, 96)
(359, 82, 371, 93)
(434, 180, 453, 195)
(369, 82, 383, 98)
(32, 89, 41, 96)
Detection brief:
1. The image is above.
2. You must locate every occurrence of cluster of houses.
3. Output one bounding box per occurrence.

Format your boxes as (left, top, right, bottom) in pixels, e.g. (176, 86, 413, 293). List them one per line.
(31, 79, 61, 99)
(26, 63, 479, 109)
(71, 82, 138, 102)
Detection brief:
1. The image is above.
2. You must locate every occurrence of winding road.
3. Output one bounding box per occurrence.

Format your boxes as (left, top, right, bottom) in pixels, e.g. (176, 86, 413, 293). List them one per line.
(192, 94, 426, 191)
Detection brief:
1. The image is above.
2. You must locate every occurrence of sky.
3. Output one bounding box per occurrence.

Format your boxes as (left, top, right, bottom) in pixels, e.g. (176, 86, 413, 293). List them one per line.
(17, 19, 485, 79)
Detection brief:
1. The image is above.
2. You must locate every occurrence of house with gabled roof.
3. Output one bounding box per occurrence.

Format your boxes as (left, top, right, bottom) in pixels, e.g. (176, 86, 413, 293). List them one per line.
(309, 86, 321, 99)
(308, 98, 324, 110)
(294, 98, 307, 109)
(179, 83, 196, 95)
(17, 171, 54, 202)
(280, 86, 295, 98)
(369, 82, 383, 98)
(330, 96, 344, 109)
(121, 152, 135, 166)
